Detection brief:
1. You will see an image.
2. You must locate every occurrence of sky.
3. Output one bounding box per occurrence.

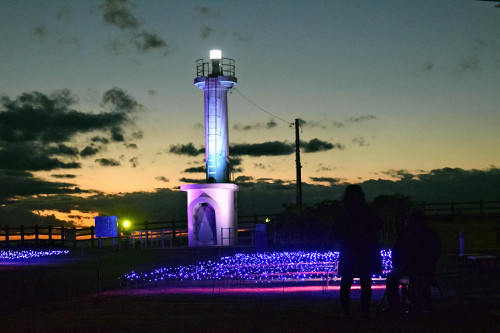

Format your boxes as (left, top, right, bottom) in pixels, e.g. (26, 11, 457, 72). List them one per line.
(1, 0, 499, 227)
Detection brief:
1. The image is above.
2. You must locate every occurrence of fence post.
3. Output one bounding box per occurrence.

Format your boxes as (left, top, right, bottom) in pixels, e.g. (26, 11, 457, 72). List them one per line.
(172, 219, 176, 239)
(48, 225, 52, 244)
(20, 225, 24, 246)
(73, 227, 77, 248)
(144, 221, 149, 247)
(480, 200, 484, 215)
(4, 225, 9, 246)
(450, 201, 455, 215)
(422, 202, 426, 215)
(61, 226, 65, 247)
(91, 226, 95, 248)
(35, 225, 39, 245)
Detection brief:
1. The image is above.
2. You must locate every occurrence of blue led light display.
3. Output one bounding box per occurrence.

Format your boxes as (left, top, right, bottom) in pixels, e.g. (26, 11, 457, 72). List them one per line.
(0, 249, 69, 260)
(122, 250, 393, 285)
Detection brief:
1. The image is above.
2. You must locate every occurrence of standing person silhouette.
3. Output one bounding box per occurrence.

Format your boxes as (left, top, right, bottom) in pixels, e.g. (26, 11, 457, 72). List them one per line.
(335, 185, 382, 318)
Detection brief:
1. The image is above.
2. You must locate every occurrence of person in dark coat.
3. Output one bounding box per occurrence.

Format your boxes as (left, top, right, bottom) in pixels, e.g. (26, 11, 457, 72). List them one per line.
(385, 208, 441, 313)
(335, 185, 382, 317)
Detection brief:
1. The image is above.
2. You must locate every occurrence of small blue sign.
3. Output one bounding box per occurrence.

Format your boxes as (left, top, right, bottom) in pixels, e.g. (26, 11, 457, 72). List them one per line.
(94, 216, 118, 237)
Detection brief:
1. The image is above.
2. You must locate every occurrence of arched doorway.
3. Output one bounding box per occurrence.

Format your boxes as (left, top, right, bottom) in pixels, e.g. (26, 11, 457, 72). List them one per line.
(193, 202, 217, 245)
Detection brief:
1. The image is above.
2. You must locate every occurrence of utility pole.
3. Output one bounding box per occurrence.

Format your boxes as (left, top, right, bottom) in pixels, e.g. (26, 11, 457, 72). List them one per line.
(295, 118, 302, 209)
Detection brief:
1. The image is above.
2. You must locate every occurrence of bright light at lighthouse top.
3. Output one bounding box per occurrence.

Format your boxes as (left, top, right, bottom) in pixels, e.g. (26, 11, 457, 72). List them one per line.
(210, 49, 222, 60)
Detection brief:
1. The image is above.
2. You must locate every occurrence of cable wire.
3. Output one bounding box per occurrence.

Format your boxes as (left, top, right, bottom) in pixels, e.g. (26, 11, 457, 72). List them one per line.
(233, 87, 294, 126)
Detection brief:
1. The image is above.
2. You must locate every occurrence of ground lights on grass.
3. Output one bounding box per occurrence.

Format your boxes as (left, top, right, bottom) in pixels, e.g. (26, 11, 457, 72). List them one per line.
(123, 250, 393, 284)
(0, 249, 69, 260)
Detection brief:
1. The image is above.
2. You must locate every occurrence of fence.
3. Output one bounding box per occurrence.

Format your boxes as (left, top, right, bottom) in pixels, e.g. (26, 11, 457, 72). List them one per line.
(1, 201, 499, 248)
(421, 200, 500, 215)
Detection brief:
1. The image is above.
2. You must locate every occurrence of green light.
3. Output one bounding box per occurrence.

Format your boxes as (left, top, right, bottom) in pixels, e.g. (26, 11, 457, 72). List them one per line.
(123, 220, 131, 228)
(265, 218, 271, 223)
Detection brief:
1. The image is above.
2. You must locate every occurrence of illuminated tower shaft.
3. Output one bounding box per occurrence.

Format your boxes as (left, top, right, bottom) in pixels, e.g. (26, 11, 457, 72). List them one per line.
(194, 51, 237, 183)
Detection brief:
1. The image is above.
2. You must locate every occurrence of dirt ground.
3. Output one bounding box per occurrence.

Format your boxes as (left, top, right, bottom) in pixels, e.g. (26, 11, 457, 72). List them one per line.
(1, 247, 499, 332)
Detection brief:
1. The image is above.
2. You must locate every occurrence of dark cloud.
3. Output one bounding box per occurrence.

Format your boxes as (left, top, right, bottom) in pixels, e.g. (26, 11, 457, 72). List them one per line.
(316, 164, 332, 172)
(199, 6, 215, 17)
(179, 177, 205, 184)
(333, 121, 344, 128)
(33, 25, 48, 38)
(183, 165, 206, 173)
(133, 31, 167, 52)
(125, 143, 137, 149)
(382, 169, 415, 180)
(200, 26, 213, 39)
(51, 174, 77, 179)
(92, 136, 110, 144)
(155, 176, 169, 183)
(0, 171, 88, 205)
(129, 157, 138, 167)
(301, 138, 344, 153)
(100, 0, 139, 30)
(168, 143, 204, 156)
(102, 87, 141, 114)
(2, 167, 500, 228)
(0, 89, 139, 172)
(80, 146, 100, 157)
(347, 115, 376, 122)
(95, 158, 121, 167)
(309, 177, 344, 185)
(423, 62, 434, 71)
(231, 141, 294, 156)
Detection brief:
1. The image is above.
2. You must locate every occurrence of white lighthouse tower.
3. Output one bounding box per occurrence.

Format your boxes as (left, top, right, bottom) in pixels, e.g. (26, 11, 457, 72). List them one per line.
(180, 50, 239, 247)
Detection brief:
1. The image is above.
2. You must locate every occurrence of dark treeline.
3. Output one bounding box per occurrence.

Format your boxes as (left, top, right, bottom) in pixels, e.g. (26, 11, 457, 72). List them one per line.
(269, 194, 415, 249)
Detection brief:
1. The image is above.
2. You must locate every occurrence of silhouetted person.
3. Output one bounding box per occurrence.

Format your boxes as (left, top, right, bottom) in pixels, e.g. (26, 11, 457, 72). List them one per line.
(335, 185, 382, 317)
(385, 209, 441, 314)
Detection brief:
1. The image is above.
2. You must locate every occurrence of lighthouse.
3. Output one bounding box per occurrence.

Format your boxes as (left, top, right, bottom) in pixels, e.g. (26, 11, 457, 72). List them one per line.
(180, 50, 239, 247)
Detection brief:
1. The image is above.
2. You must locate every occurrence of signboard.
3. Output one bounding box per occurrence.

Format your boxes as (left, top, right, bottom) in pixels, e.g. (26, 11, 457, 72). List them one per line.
(94, 216, 118, 238)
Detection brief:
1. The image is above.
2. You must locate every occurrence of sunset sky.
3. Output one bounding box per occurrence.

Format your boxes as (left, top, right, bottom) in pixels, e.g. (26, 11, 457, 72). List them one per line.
(1, 0, 499, 227)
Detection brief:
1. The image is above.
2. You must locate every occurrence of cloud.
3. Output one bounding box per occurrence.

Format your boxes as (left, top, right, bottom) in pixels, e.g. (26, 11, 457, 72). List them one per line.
(301, 138, 344, 153)
(232, 32, 252, 42)
(179, 177, 205, 184)
(133, 31, 167, 52)
(381, 169, 415, 180)
(309, 177, 344, 185)
(155, 176, 169, 183)
(95, 158, 121, 167)
(168, 143, 204, 156)
(232, 119, 277, 131)
(2, 167, 500, 228)
(458, 39, 486, 72)
(231, 141, 294, 156)
(129, 157, 138, 167)
(200, 26, 213, 39)
(169, 139, 342, 157)
(51, 174, 77, 179)
(423, 62, 434, 71)
(198, 6, 215, 17)
(0, 171, 88, 204)
(102, 87, 142, 113)
(0, 88, 142, 174)
(80, 146, 100, 157)
(183, 165, 206, 173)
(347, 115, 376, 122)
(352, 136, 369, 147)
(100, 0, 139, 30)
(33, 25, 48, 38)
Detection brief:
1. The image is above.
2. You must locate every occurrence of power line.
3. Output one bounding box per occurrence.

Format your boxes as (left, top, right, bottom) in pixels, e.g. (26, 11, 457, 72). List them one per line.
(232, 87, 293, 126)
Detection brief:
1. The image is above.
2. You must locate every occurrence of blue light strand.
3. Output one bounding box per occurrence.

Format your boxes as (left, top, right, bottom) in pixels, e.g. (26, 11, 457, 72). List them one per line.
(122, 250, 393, 285)
(0, 250, 70, 260)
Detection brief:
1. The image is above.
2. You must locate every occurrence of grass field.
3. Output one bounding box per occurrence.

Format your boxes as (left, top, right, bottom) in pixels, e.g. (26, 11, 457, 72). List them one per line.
(1, 247, 499, 332)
